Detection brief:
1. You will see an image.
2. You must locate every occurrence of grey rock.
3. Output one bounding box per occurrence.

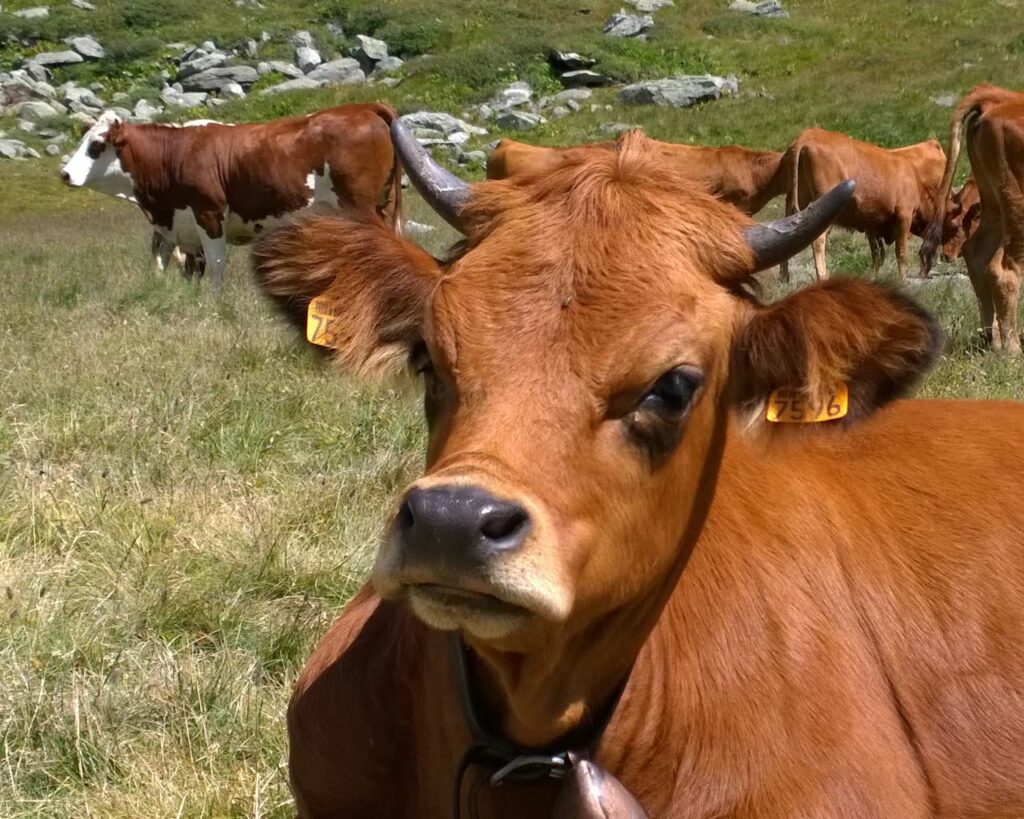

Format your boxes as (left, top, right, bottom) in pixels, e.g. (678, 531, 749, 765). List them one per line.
(603, 10, 654, 37)
(133, 98, 161, 121)
(45, 142, 61, 156)
(627, 0, 674, 10)
(63, 85, 105, 109)
(11, 100, 61, 121)
(490, 81, 532, 111)
(0, 139, 27, 160)
(24, 62, 51, 83)
(373, 55, 404, 74)
(111, 91, 129, 102)
(24, 146, 41, 159)
(32, 50, 85, 67)
(261, 31, 271, 42)
(109, 105, 132, 120)
(931, 93, 957, 108)
(326, 22, 345, 39)
(399, 111, 488, 137)
(13, 6, 49, 18)
(728, 0, 788, 16)
(566, 98, 582, 112)
(600, 122, 638, 134)
(266, 60, 304, 79)
(180, 65, 259, 92)
(179, 46, 207, 63)
(306, 58, 365, 85)
(447, 130, 471, 146)
(207, 97, 228, 108)
(559, 69, 613, 87)
(201, 40, 218, 52)
(70, 0, 96, 9)
(477, 103, 494, 120)
(68, 111, 97, 127)
(495, 110, 545, 130)
(296, 46, 322, 73)
(256, 61, 271, 75)
(291, 30, 315, 49)
(462, 150, 486, 165)
(258, 77, 321, 95)
(350, 34, 389, 70)
(555, 88, 593, 103)
(375, 76, 401, 88)
(220, 81, 246, 99)
(619, 74, 738, 107)
(65, 35, 104, 59)
(17, 119, 36, 133)
(178, 52, 228, 80)
(549, 50, 597, 71)
(243, 39, 258, 58)
(551, 105, 570, 119)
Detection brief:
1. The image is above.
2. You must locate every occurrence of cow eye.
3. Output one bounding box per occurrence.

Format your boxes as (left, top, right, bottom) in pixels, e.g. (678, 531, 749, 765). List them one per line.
(638, 367, 703, 416)
(410, 343, 434, 377)
(86, 140, 105, 159)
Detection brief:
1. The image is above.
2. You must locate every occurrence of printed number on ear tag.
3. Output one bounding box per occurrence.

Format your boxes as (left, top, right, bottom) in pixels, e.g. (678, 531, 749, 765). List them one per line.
(766, 383, 849, 423)
(306, 297, 337, 348)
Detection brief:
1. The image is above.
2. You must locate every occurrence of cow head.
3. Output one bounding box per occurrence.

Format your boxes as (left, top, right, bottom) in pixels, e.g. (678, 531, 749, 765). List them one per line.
(60, 111, 134, 198)
(254, 127, 940, 735)
(941, 179, 981, 261)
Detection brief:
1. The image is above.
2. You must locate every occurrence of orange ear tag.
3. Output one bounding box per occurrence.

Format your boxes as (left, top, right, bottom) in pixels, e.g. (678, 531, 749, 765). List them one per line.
(306, 297, 338, 348)
(766, 383, 849, 423)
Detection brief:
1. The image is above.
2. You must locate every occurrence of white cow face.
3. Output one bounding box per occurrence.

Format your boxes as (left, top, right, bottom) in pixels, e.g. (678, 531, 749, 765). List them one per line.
(60, 112, 135, 200)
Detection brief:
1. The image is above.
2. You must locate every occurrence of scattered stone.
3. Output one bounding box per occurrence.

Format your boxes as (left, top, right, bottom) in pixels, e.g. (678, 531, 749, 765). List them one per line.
(32, 50, 85, 68)
(180, 65, 259, 92)
(373, 55, 404, 74)
(326, 22, 345, 39)
(296, 46, 323, 73)
(462, 150, 486, 165)
(13, 6, 49, 18)
(24, 62, 51, 83)
(109, 106, 132, 121)
(559, 69, 613, 88)
(600, 122, 639, 134)
(220, 81, 246, 99)
(11, 99, 61, 121)
(728, 0, 788, 17)
(549, 50, 597, 72)
(551, 105, 570, 119)
(603, 10, 654, 37)
(306, 58, 365, 85)
(399, 111, 488, 137)
(495, 110, 545, 130)
(619, 74, 738, 107)
(201, 40, 218, 52)
(627, 0, 674, 9)
(65, 35, 104, 59)
(63, 85, 105, 109)
(264, 60, 304, 79)
(258, 77, 321, 95)
(161, 86, 208, 107)
(17, 119, 36, 133)
(0, 139, 25, 159)
(32, 80, 57, 99)
(291, 30, 315, 49)
(45, 142, 61, 156)
(555, 88, 593, 103)
(133, 98, 161, 121)
(477, 103, 494, 120)
(70, 0, 96, 9)
(489, 81, 532, 111)
(931, 93, 957, 108)
(68, 111, 96, 128)
(243, 39, 258, 58)
(111, 91, 129, 102)
(350, 34, 389, 71)
(566, 99, 582, 112)
(375, 76, 401, 88)
(177, 52, 228, 79)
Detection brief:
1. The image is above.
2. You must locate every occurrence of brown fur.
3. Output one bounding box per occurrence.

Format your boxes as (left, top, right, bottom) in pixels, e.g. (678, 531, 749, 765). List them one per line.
(252, 131, 1024, 818)
(941, 176, 981, 261)
(779, 128, 946, 281)
(923, 84, 1024, 353)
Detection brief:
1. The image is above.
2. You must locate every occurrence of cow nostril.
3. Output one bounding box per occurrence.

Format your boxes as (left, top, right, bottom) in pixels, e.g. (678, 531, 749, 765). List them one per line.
(479, 503, 530, 543)
(395, 497, 415, 531)
(60, 171, 70, 183)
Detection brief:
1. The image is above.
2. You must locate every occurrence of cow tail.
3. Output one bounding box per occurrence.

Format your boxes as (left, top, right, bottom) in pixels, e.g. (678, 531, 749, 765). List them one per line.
(373, 103, 404, 235)
(777, 142, 802, 282)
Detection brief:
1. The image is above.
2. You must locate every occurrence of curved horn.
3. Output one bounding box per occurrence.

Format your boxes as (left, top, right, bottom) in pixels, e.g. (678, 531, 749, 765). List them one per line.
(390, 119, 471, 231)
(743, 179, 856, 272)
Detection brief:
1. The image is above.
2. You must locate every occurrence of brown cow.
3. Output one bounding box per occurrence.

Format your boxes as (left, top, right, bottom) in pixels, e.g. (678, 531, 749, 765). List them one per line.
(487, 137, 786, 215)
(780, 128, 945, 281)
(61, 104, 401, 287)
(940, 176, 981, 262)
(253, 125, 1024, 818)
(922, 85, 1024, 354)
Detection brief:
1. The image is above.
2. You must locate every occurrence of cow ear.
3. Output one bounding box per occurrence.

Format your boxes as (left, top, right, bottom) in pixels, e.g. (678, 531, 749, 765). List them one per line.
(731, 278, 942, 427)
(251, 213, 441, 378)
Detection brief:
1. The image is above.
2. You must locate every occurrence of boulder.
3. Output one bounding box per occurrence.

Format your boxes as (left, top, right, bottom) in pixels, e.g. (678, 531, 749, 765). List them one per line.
(291, 30, 315, 49)
(70, 0, 96, 9)
(65, 35, 104, 59)
(201, 40, 218, 52)
(555, 88, 593, 103)
(220, 81, 246, 99)
(489, 81, 532, 111)
(306, 58, 365, 85)
(619, 74, 738, 107)
(399, 111, 488, 137)
(728, 0, 788, 16)
(603, 10, 654, 37)
(177, 52, 228, 80)
(495, 110, 545, 130)
(627, 0, 674, 10)
(24, 62, 51, 83)
(13, 6, 49, 18)
(45, 143, 61, 156)
(133, 98, 161, 121)
(32, 80, 57, 99)
(549, 50, 597, 71)
(265, 60, 304, 79)
(559, 69, 613, 88)
(180, 65, 258, 92)
(17, 119, 36, 134)
(109, 105, 132, 121)
(350, 34, 389, 70)
(0, 139, 30, 159)
(296, 46, 323, 74)
(11, 100, 61, 121)
(258, 77, 321, 95)
(32, 50, 85, 68)
(373, 55, 404, 74)
(161, 86, 208, 107)
(63, 85, 105, 109)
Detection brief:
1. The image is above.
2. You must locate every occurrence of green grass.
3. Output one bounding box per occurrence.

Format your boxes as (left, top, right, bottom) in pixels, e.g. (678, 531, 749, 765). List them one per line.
(2, 1, 1024, 815)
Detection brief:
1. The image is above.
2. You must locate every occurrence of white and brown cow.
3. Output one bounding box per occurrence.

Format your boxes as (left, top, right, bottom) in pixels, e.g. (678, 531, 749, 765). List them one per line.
(61, 104, 402, 287)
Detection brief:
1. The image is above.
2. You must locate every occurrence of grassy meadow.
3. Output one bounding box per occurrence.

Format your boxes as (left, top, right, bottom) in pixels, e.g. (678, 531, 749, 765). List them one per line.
(2, 0, 1024, 816)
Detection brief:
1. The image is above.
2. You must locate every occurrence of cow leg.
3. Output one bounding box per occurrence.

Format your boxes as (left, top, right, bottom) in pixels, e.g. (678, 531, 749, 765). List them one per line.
(963, 223, 1001, 349)
(811, 229, 829, 280)
(195, 210, 228, 290)
(151, 232, 173, 274)
(868, 235, 885, 273)
(894, 216, 912, 280)
(993, 258, 1022, 356)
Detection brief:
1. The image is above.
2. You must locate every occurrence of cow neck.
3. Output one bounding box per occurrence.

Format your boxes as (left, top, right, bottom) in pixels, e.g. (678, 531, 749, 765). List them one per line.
(449, 633, 632, 818)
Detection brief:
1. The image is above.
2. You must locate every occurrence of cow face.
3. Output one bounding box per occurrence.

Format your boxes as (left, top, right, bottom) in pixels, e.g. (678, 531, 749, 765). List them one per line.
(60, 112, 134, 199)
(941, 180, 981, 261)
(253, 132, 939, 658)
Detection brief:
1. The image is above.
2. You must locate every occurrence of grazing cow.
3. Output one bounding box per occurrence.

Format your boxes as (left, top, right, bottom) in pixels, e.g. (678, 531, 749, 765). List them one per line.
(922, 85, 1024, 354)
(61, 104, 402, 287)
(252, 124, 1024, 818)
(780, 128, 945, 280)
(487, 137, 786, 214)
(940, 176, 981, 262)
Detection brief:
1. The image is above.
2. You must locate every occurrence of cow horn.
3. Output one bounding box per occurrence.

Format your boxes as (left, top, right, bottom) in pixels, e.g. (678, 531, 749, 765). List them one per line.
(390, 119, 471, 231)
(743, 180, 856, 271)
